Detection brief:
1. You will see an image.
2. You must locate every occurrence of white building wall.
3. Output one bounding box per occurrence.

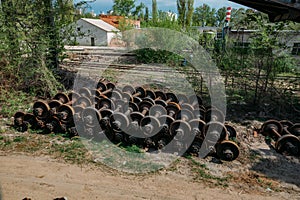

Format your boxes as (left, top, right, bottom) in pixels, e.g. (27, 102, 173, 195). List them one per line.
(75, 19, 108, 46)
(107, 32, 120, 46)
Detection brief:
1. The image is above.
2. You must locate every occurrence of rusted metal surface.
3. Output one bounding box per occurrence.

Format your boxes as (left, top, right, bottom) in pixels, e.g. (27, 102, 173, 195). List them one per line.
(260, 120, 300, 156)
(13, 79, 240, 161)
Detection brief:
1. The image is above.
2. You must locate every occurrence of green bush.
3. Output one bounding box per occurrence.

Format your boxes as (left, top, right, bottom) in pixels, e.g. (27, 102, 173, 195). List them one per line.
(134, 48, 183, 65)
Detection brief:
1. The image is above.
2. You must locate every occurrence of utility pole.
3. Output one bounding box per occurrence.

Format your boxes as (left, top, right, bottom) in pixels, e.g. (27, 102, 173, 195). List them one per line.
(222, 7, 232, 50)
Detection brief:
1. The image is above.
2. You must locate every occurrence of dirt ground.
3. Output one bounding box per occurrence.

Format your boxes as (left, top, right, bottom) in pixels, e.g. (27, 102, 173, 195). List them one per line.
(0, 118, 300, 200)
(0, 153, 297, 200)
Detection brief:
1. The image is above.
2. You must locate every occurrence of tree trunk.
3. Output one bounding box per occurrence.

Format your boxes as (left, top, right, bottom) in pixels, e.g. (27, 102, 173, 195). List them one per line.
(254, 62, 262, 105)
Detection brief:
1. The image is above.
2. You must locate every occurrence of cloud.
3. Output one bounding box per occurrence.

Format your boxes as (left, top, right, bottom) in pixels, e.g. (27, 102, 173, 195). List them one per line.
(75, 0, 247, 15)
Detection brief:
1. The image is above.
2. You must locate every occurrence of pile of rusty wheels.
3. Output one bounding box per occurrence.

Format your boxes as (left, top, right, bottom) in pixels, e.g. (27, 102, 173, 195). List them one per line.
(13, 79, 240, 161)
(260, 120, 300, 157)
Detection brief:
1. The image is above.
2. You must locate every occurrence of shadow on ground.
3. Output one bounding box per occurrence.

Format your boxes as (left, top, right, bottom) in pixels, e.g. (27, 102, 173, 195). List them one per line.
(250, 146, 300, 187)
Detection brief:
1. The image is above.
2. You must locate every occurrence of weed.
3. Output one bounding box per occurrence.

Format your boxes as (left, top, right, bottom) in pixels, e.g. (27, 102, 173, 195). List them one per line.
(13, 136, 26, 143)
(167, 158, 181, 171)
(230, 137, 239, 144)
(28, 129, 44, 135)
(223, 183, 229, 187)
(267, 181, 273, 187)
(253, 175, 280, 192)
(51, 139, 88, 164)
(195, 168, 215, 179)
(0, 128, 6, 134)
(123, 145, 142, 153)
(0, 90, 33, 117)
(257, 177, 263, 183)
(189, 156, 231, 187)
(49, 133, 57, 137)
(101, 68, 120, 83)
(188, 156, 207, 169)
(249, 151, 260, 161)
(4, 139, 12, 146)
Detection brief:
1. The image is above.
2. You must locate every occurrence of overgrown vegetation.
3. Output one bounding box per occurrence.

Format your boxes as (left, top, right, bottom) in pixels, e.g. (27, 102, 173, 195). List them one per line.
(213, 11, 300, 119)
(120, 1, 300, 119)
(0, 0, 298, 121)
(133, 48, 183, 64)
(0, 90, 33, 117)
(0, 0, 80, 117)
(0, 0, 115, 112)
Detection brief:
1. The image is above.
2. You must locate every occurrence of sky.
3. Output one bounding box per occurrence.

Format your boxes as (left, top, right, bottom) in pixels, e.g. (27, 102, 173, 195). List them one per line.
(74, 0, 247, 15)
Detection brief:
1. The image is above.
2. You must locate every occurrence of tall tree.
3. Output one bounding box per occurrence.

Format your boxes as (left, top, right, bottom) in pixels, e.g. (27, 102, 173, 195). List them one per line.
(185, 0, 194, 28)
(56, 0, 75, 23)
(0, 0, 20, 63)
(177, 0, 194, 29)
(112, 0, 135, 16)
(177, 0, 186, 28)
(44, 0, 60, 68)
(152, 0, 158, 23)
(145, 7, 149, 21)
(0, 0, 77, 95)
(193, 4, 217, 27)
(132, 2, 145, 19)
(216, 7, 227, 27)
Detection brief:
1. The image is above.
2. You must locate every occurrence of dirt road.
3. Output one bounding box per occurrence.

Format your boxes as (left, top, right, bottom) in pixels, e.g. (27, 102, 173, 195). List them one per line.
(0, 153, 294, 200)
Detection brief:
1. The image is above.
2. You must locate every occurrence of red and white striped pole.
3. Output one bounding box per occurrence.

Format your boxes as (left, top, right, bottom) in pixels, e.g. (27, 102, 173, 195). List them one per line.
(225, 7, 232, 26)
(222, 6, 232, 43)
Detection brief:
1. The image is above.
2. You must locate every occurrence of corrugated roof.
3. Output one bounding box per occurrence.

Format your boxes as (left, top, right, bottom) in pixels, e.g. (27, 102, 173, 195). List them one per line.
(81, 18, 120, 32)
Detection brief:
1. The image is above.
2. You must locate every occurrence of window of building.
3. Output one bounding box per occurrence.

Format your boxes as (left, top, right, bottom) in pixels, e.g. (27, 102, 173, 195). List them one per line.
(77, 27, 81, 32)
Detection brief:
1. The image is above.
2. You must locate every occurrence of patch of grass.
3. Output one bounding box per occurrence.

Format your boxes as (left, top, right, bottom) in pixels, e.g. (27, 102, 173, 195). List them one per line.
(0, 136, 12, 147)
(27, 129, 45, 135)
(50, 139, 89, 164)
(123, 145, 143, 153)
(194, 168, 215, 179)
(0, 131, 91, 165)
(188, 157, 231, 187)
(255, 175, 280, 192)
(0, 128, 6, 134)
(101, 68, 121, 83)
(188, 156, 207, 169)
(13, 136, 26, 143)
(168, 158, 181, 171)
(48, 133, 57, 137)
(0, 90, 33, 117)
